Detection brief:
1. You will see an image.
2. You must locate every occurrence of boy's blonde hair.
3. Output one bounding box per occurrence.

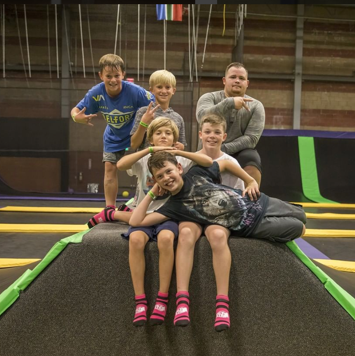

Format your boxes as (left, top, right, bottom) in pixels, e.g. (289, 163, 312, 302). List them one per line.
(99, 54, 125, 73)
(199, 114, 227, 133)
(147, 117, 179, 144)
(149, 70, 176, 88)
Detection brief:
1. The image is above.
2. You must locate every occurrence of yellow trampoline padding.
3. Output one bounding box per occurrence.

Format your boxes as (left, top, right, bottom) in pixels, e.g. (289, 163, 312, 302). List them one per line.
(314, 259, 355, 273)
(304, 229, 355, 238)
(0, 224, 88, 233)
(0, 206, 101, 213)
(0, 258, 41, 268)
(306, 213, 355, 220)
(292, 203, 355, 209)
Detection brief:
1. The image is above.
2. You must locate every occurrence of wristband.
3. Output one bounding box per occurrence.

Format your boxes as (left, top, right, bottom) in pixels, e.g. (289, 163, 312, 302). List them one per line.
(148, 190, 156, 200)
(139, 121, 149, 128)
(71, 114, 77, 122)
(149, 147, 154, 154)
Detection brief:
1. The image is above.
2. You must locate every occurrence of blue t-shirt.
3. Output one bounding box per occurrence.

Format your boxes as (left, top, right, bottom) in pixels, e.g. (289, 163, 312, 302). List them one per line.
(76, 81, 154, 152)
(157, 162, 269, 237)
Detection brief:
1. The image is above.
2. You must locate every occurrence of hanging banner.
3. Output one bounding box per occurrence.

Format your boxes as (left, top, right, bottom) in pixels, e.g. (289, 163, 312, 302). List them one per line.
(156, 4, 183, 21)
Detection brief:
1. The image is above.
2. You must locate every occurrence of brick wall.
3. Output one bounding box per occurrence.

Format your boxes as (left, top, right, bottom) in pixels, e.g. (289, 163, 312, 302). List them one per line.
(1, 4, 355, 192)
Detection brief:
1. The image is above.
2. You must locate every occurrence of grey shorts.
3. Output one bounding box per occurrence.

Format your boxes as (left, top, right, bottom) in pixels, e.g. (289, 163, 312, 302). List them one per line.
(232, 148, 262, 173)
(251, 197, 306, 243)
(102, 150, 126, 164)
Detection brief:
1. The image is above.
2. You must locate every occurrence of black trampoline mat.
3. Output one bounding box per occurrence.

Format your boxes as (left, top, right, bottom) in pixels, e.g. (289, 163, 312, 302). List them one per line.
(0, 212, 92, 225)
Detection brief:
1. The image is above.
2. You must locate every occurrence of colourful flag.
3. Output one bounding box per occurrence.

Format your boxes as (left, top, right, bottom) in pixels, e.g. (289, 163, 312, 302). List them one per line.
(156, 4, 183, 21)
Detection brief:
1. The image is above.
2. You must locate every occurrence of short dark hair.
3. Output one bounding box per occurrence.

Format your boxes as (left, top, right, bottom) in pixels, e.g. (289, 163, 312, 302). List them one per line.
(225, 62, 248, 77)
(148, 151, 178, 176)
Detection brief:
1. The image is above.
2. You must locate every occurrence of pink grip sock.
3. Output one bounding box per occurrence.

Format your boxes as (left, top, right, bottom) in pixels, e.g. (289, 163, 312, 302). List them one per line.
(133, 294, 148, 327)
(214, 294, 230, 332)
(150, 291, 169, 326)
(174, 291, 190, 327)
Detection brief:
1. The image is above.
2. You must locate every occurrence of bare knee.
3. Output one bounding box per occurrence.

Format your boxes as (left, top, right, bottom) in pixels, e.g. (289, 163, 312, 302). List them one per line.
(206, 229, 229, 251)
(104, 162, 117, 181)
(158, 231, 175, 251)
(129, 232, 147, 251)
(179, 226, 199, 248)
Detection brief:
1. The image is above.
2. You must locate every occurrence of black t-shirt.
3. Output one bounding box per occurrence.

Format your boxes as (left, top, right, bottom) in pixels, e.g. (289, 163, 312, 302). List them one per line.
(157, 162, 269, 237)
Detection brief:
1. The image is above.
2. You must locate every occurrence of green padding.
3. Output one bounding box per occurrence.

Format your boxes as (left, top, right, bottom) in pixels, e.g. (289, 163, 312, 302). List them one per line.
(298, 136, 337, 203)
(287, 240, 355, 320)
(0, 230, 88, 317)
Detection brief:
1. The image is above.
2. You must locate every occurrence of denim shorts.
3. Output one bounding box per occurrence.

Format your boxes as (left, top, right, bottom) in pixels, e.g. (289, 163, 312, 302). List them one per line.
(102, 150, 126, 164)
(121, 220, 179, 242)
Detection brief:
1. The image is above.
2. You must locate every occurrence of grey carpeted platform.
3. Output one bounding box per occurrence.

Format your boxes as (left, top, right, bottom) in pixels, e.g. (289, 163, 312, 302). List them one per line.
(0, 223, 354, 356)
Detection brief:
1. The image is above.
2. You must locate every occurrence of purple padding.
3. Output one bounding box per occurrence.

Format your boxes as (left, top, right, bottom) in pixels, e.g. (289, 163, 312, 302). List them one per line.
(295, 238, 329, 260)
(262, 129, 355, 139)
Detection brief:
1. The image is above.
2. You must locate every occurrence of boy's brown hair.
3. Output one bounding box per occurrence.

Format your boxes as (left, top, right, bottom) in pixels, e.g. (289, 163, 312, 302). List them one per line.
(99, 54, 125, 73)
(149, 70, 176, 88)
(147, 117, 179, 144)
(148, 151, 178, 176)
(199, 114, 227, 133)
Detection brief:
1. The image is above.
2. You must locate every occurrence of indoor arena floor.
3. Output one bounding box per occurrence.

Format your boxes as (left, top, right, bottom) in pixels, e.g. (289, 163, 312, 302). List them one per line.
(0, 198, 354, 298)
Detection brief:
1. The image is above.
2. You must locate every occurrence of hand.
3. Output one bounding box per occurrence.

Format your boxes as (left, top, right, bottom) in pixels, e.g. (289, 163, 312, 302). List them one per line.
(151, 146, 177, 153)
(151, 183, 164, 197)
(233, 97, 253, 112)
(73, 107, 97, 126)
(242, 180, 260, 201)
(141, 102, 160, 125)
(174, 142, 185, 150)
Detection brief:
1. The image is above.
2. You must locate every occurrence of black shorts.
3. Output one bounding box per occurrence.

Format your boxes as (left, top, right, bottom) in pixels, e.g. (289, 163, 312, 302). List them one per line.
(231, 148, 262, 173)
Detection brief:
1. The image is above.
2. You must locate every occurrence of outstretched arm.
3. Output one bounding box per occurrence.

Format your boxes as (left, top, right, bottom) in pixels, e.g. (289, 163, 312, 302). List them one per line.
(196, 93, 253, 124)
(117, 146, 177, 171)
(129, 183, 168, 226)
(217, 160, 260, 200)
(172, 150, 213, 167)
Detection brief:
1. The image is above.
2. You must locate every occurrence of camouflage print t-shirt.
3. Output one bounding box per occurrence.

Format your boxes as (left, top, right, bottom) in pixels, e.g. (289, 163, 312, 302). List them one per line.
(157, 162, 269, 236)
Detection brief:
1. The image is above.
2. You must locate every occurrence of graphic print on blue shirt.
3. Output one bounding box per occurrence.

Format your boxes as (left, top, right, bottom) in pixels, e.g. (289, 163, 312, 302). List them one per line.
(76, 81, 154, 152)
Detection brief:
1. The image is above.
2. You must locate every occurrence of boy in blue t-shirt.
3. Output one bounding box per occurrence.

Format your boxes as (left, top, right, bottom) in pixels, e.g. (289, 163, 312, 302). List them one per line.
(70, 54, 154, 217)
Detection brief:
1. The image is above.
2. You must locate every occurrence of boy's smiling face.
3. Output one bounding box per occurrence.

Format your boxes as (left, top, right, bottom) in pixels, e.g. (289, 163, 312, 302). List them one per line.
(152, 161, 184, 195)
(150, 83, 176, 107)
(199, 123, 227, 150)
(99, 65, 125, 97)
(149, 126, 175, 147)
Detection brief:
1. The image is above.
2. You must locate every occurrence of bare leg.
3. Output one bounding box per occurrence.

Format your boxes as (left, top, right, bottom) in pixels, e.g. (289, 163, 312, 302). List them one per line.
(244, 165, 261, 187)
(104, 161, 118, 207)
(175, 222, 202, 292)
(301, 224, 306, 237)
(205, 225, 231, 296)
(129, 231, 149, 296)
(157, 230, 175, 293)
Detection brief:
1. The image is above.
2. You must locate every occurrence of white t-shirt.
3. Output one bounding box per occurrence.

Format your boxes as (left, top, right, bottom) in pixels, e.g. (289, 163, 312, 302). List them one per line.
(127, 155, 191, 214)
(179, 152, 245, 191)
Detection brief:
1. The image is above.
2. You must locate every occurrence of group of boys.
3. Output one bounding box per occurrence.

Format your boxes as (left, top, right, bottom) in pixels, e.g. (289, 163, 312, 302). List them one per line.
(71, 54, 307, 332)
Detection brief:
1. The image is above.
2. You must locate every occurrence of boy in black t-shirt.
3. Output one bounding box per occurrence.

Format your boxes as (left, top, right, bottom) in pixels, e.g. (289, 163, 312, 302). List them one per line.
(129, 151, 306, 331)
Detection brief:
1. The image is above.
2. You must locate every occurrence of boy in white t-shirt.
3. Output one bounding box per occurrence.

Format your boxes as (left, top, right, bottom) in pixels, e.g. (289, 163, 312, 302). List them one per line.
(174, 114, 246, 332)
(116, 117, 212, 327)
